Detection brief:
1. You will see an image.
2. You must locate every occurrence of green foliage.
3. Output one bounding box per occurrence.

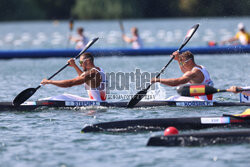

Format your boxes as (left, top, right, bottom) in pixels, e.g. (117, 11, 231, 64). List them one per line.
(71, 0, 137, 19)
(0, 0, 45, 21)
(1, 0, 250, 21)
(35, 0, 76, 19)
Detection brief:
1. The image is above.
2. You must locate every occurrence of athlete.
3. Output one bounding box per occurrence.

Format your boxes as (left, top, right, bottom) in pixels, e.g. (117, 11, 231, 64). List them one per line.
(228, 86, 250, 96)
(122, 27, 143, 49)
(41, 52, 106, 101)
(151, 51, 214, 100)
(221, 23, 250, 45)
(69, 27, 89, 49)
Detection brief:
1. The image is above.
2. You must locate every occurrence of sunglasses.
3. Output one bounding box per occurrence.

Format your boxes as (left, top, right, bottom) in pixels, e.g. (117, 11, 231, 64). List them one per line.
(79, 59, 89, 65)
(179, 58, 192, 66)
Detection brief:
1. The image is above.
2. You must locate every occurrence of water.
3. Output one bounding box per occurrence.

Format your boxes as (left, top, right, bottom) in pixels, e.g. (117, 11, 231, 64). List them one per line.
(0, 17, 250, 49)
(0, 18, 250, 167)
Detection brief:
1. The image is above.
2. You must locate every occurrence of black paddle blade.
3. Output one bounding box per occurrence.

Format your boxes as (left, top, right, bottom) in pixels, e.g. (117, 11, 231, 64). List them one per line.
(127, 89, 147, 108)
(13, 88, 37, 106)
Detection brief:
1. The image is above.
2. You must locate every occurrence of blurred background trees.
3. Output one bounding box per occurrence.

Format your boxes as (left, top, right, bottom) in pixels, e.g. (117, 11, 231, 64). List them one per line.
(1, 0, 250, 21)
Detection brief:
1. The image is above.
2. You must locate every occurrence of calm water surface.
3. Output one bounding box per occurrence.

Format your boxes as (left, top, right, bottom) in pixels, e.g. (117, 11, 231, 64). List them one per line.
(0, 18, 250, 167)
(1, 16, 250, 49)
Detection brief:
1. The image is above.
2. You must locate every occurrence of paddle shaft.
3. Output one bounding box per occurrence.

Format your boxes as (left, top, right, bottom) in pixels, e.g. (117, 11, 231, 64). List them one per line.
(144, 43, 186, 91)
(36, 38, 99, 91)
(119, 20, 125, 34)
(67, 18, 74, 48)
(69, 18, 74, 31)
(127, 24, 199, 108)
(144, 24, 199, 92)
(226, 88, 250, 93)
(178, 84, 250, 97)
(206, 87, 250, 94)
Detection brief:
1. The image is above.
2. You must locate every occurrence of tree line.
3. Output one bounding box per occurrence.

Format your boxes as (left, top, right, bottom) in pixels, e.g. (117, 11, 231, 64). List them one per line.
(1, 0, 250, 21)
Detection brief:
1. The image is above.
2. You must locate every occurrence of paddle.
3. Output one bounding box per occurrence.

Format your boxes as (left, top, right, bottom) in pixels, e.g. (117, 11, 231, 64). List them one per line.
(67, 18, 74, 48)
(69, 18, 74, 32)
(127, 24, 200, 108)
(177, 84, 250, 97)
(119, 20, 125, 35)
(119, 20, 125, 46)
(13, 37, 99, 106)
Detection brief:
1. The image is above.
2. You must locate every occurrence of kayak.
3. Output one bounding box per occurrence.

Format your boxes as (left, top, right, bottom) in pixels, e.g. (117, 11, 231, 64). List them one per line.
(147, 129, 250, 147)
(81, 113, 250, 133)
(0, 99, 250, 112)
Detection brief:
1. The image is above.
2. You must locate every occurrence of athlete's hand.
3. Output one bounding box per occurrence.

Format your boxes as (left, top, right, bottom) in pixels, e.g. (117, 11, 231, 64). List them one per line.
(227, 86, 241, 93)
(171, 51, 180, 60)
(68, 58, 76, 67)
(41, 78, 50, 85)
(151, 78, 159, 84)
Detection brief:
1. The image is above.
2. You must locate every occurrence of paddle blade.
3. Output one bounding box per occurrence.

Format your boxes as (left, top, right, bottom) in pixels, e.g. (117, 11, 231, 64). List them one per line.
(177, 85, 218, 96)
(178, 24, 199, 51)
(127, 89, 147, 108)
(76, 37, 99, 59)
(13, 88, 37, 106)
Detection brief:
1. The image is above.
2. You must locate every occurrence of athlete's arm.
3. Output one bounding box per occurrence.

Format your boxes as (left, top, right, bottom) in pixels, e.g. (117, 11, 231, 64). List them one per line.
(41, 70, 98, 88)
(151, 71, 197, 87)
(68, 58, 83, 76)
(41, 77, 85, 88)
(221, 35, 238, 45)
(122, 35, 136, 43)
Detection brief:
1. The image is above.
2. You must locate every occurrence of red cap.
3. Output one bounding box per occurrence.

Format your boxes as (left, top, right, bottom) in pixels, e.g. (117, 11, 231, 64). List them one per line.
(164, 126, 179, 136)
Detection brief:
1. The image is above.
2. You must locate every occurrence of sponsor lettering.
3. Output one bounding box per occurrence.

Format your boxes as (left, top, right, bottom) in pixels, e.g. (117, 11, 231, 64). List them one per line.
(176, 101, 213, 107)
(201, 117, 230, 124)
(65, 101, 100, 106)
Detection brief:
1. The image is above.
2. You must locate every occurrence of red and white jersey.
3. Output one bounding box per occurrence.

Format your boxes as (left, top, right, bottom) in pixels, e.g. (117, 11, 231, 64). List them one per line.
(83, 68, 106, 102)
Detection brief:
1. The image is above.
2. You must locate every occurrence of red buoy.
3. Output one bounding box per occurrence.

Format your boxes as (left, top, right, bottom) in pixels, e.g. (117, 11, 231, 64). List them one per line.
(208, 41, 217, 46)
(164, 126, 179, 136)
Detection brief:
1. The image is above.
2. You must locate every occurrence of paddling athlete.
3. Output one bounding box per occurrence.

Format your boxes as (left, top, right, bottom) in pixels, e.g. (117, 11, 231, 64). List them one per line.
(69, 27, 89, 49)
(41, 52, 106, 102)
(151, 51, 214, 101)
(122, 27, 143, 49)
(221, 23, 250, 45)
(228, 86, 250, 96)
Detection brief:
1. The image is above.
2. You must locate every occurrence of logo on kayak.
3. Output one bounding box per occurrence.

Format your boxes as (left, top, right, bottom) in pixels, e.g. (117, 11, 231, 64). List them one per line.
(176, 101, 213, 106)
(65, 101, 100, 106)
(201, 117, 230, 124)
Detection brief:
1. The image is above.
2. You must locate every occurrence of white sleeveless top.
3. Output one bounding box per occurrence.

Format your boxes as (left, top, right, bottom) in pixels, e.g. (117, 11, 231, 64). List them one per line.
(192, 65, 214, 100)
(132, 36, 143, 49)
(75, 35, 89, 49)
(192, 65, 214, 86)
(167, 65, 214, 101)
(82, 67, 106, 101)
